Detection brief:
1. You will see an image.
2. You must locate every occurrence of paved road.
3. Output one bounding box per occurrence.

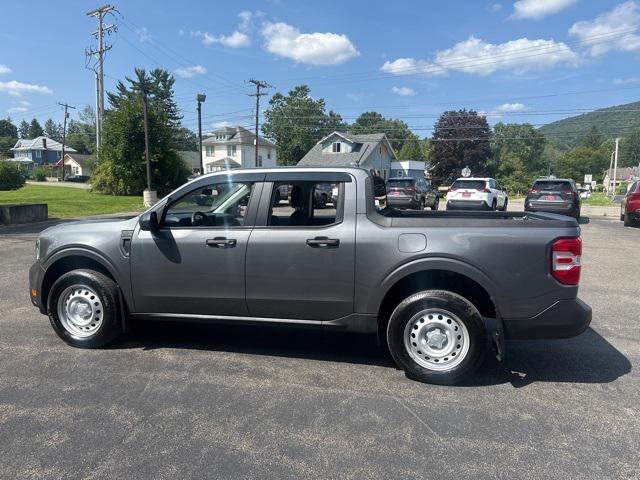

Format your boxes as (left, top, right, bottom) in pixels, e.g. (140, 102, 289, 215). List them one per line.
(0, 218, 638, 479)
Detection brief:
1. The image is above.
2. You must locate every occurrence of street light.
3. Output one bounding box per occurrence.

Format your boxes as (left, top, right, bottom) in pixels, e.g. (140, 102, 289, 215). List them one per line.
(196, 93, 206, 175)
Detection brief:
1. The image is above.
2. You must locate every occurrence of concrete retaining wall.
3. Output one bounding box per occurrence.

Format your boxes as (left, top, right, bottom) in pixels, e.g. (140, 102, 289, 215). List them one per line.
(0, 204, 48, 225)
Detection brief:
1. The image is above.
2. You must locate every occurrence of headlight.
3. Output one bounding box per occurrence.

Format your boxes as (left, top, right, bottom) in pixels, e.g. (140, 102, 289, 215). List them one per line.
(34, 238, 40, 260)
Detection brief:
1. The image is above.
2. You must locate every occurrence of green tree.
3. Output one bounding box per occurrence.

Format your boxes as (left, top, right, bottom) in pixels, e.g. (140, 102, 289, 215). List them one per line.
(65, 105, 97, 154)
(0, 118, 18, 159)
(430, 110, 492, 185)
(397, 134, 427, 161)
(582, 126, 603, 149)
(91, 68, 189, 195)
(0, 161, 25, 190)
(554, 146, 610, 181)
(491, 122, 546, 190)
(620, 128, 640, 168)
(43, 119, 63, 142)
(262, 85, 346, 166)
(350, 112, 412, 153)
(18, 120, 30, 138)
(27, 118, 44, 138)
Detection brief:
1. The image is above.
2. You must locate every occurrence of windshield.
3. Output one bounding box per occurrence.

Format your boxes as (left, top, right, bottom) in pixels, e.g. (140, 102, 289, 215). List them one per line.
(451, 180, 486, 190)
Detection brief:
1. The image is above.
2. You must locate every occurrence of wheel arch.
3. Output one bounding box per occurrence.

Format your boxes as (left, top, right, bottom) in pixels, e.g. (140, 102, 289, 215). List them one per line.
(41, 249, 124, 312)
(373, 259, 498, 343)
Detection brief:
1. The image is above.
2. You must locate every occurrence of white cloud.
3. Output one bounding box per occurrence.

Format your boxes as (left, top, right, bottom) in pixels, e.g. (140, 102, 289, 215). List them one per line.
(136, 27, 151, 42)
(174, 65, 207, 78)
(261, 22, 359, 66)
(7, 106, 28, 114)
(496, 102, 527, 112)
(391, 86, 416, 96)
(213, 120, 231, 129)
(511, 0, 577, 19)
(0, 80, 52, 96)
(19, 100, 31, 106)
(613, 76, 640, 85)
(192, 30, 250, 48)
(381, 36, 579, 77)
(569, 1, 640, 57)
(491, 3, 503, 12)
(0, 65, 11, 75)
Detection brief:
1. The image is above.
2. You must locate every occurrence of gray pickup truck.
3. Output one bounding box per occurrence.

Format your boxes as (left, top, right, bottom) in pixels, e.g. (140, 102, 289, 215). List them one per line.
(29, 168, 591, 385)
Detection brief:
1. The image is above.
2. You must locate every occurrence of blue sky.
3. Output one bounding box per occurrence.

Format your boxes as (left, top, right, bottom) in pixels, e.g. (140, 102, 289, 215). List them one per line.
(2, 0, 640, 141)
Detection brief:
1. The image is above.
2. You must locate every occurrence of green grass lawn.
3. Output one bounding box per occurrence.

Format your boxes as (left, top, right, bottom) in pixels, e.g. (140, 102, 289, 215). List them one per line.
(582, 192, 615, 206)
(0, 184, 144, 219)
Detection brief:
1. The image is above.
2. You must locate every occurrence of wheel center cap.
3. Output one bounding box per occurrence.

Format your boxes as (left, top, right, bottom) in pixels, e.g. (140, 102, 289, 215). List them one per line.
(426, 329, 447, 349)
(73, 302, 92, 319)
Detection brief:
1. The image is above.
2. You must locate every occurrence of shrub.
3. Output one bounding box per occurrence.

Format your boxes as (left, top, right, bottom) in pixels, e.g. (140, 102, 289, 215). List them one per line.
(0, 161, 26, 190)
(31, 166, 48, 182)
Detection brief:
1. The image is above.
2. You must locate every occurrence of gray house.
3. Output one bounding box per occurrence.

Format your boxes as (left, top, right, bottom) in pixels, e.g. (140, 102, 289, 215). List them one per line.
(297, 132, 396, 179)
(10, 136, 76, 170)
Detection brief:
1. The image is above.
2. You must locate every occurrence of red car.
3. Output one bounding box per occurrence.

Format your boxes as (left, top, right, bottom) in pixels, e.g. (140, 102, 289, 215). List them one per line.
(621, 180, 640, 227)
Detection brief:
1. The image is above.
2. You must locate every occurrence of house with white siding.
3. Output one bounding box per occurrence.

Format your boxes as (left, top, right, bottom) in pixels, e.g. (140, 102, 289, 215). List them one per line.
(201, 126, 277, 172)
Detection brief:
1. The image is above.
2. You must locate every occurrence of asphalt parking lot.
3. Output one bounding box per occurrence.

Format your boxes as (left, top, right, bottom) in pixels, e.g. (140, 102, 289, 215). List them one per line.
(0, 217, 638, 479)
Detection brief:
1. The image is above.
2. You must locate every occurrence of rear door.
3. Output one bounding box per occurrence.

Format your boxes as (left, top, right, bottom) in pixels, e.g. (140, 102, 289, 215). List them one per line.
(245, 171, 356, 321)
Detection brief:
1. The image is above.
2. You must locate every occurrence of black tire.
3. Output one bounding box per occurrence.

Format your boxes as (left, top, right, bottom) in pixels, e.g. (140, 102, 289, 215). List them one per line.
(491, 199, 497, 211)
(431, 197, 439, 211)
(47, 269, 122, 348)
(501, 198, 508, 212)
(418, 198, 425, 210)
(620, 210, 625, 221)
(624, 212, 634, 227)
(574, 209, 581, 221)
(386, 290, 486, 385)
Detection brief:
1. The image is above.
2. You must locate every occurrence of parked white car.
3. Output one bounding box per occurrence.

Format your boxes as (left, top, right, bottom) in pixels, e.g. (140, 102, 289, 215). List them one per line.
(446, 177, 508, 211)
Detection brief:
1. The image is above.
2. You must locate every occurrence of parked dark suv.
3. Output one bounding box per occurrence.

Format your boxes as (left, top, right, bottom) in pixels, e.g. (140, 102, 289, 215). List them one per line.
(525, 178, 581, 219)
(386, 177, 439, 210)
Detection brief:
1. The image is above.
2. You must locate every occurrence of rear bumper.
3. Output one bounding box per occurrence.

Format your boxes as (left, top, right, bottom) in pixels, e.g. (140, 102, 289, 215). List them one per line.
(446, 200, 491, 210)
(387, 196, 416, 209)
(503, 298, 591, 339)
(526, 201, 576, 214)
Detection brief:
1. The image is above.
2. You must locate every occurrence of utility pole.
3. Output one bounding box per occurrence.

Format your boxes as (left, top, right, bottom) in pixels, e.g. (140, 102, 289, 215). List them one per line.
(86, 4, 116, 152)
(57, 102, 76, 181)
(607, 151, 615, 196)
(612, 137, 620, 197)
(196, 93, 206, 175)
(247, 79, 273, 167)
(142, 91, 152, 193)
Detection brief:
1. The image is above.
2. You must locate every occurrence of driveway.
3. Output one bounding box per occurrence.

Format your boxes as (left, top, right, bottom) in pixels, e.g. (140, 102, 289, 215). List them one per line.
(0, 217, 637, 479)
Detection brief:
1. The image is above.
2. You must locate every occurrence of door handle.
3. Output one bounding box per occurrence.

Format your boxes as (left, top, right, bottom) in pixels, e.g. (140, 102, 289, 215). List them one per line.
(206, 237, 237, 248)
(306, 237, 340, 248)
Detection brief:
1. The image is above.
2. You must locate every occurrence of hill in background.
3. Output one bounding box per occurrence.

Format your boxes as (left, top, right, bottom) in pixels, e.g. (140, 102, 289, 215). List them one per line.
(539, 100, 640, 151)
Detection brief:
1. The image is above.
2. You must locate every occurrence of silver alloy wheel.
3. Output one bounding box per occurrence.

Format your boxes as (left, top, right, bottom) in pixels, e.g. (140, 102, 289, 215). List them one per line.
(57, 285, 104, 338)
(403, 308, 470, 371)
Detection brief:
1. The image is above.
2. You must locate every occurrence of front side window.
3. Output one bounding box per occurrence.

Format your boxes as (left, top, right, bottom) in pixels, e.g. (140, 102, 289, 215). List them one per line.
(269, 181, 342, 227)
(163, 181, 255, 228)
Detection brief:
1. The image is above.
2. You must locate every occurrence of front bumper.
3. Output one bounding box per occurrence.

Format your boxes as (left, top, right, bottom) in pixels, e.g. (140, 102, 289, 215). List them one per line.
(446, 200, 491, 211)
(29, 261, 46, 314)
(503, 298, 592, 340)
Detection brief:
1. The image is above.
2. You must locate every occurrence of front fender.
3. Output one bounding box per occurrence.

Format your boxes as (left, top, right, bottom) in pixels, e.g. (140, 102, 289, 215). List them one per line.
(367, 256, 499, 314)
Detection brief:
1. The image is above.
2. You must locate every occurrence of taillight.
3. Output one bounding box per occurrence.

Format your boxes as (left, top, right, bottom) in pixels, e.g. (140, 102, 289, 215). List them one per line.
(528, 188, 539, 194)
(448, 187, 456, 193)
(551, 237, 582, 285)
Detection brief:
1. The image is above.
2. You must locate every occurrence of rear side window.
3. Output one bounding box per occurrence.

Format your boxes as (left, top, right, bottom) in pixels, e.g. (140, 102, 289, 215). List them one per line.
(269, 181, 342, 227)
(451, 180, 486, 190)
(532, 180, 572, 191)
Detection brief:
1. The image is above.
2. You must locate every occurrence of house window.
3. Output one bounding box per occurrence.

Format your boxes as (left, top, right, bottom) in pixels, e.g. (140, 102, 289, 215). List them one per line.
(35, 150, 41, 158)
(257, 155, 263, 167)
(227, 145, 237, 157)
(267, 149, 271, 159)
(205, 146, 214, 157)
(332, 142, 341, 153)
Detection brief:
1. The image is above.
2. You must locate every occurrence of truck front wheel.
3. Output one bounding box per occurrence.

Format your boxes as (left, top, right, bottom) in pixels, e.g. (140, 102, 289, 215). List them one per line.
(386, 290, 486, 385)
(47, 269, 123, 348)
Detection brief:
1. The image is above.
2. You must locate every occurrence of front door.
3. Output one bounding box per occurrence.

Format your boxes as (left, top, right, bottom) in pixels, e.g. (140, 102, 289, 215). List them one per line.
(245, 173, 356, 321)
(130, 179, 262, 316)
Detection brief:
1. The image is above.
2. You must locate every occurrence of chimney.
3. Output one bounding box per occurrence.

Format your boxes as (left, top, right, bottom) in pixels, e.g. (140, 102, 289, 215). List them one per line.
(42, 138, 48, 165)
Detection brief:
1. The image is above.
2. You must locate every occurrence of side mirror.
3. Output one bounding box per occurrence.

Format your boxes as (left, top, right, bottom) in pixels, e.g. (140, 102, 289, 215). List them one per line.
(139, 210, 159, 232)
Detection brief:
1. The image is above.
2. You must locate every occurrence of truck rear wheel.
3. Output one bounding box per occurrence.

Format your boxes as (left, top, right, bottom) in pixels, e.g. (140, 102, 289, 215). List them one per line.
(47, 269, 123, 348)
(386, 290, 486, 385)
